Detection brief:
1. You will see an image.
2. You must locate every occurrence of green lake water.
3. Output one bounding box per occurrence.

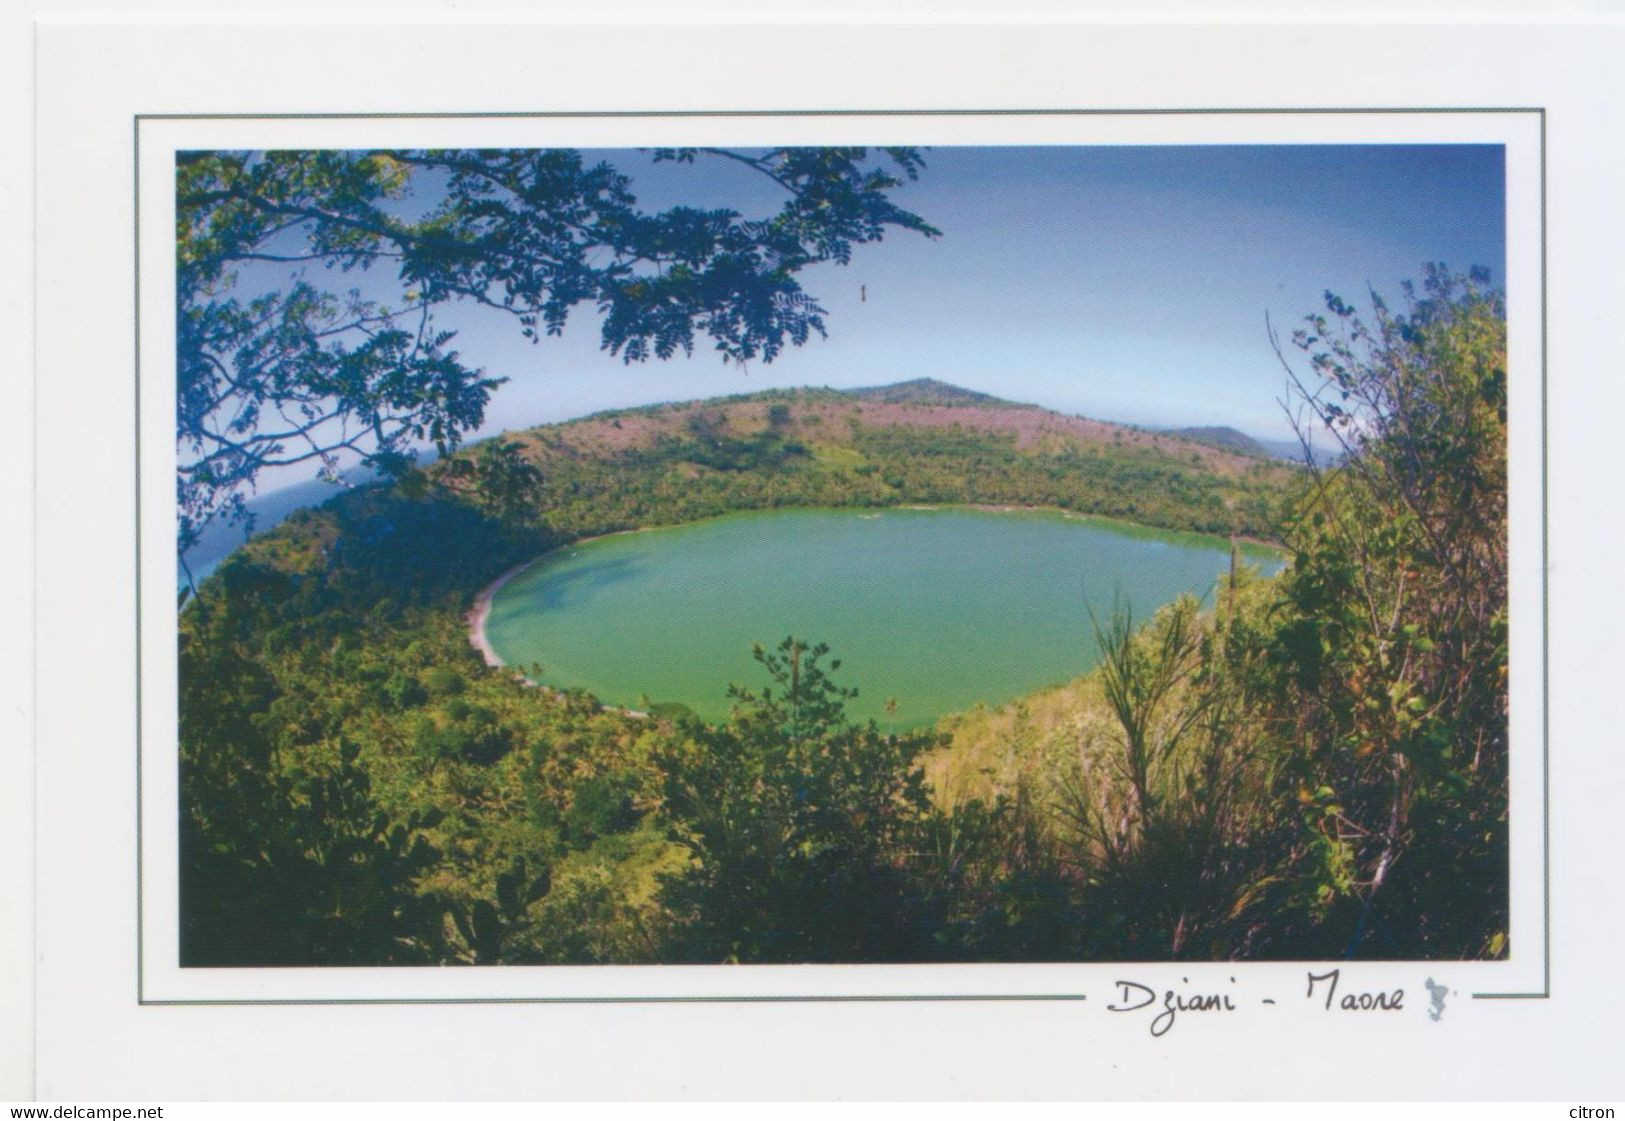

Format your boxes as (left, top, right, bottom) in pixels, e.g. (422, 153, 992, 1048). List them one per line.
(484, 507, 1282, 728)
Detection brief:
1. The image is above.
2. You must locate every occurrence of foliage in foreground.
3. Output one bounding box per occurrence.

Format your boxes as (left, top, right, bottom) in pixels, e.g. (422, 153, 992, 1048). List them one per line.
(176, 147, 938, 551)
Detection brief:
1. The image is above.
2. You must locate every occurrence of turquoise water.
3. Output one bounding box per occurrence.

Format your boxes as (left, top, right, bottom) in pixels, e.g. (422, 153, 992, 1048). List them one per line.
(485, 507, 1281, 727)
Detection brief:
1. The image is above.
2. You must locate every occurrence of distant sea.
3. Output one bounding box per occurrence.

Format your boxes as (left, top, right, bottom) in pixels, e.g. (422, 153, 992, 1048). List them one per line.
(179, 469, 381, 589)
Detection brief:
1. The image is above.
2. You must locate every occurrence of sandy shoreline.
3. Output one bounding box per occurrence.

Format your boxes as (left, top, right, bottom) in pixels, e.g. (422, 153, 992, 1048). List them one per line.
(466, 550, 650, 717)
(466, 527, 658, 668)
(466, 559, 539, 668)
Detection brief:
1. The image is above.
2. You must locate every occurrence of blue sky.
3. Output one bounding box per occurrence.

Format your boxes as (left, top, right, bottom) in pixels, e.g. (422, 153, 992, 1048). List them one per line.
(456, 145, 1503, 436)
(246, 144, 1505, 490)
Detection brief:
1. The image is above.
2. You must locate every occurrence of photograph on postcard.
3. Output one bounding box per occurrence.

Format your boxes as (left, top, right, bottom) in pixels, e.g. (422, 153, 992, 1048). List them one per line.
(144, 121, 1535, 995)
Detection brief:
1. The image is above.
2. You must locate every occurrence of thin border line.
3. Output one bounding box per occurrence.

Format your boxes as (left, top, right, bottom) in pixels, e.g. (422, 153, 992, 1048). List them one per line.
(141, 994, 1090, 1007)
(136, 107, 1549, 1005)
(27, 23, 41, 1102)
(1543, 102, 1551, 997)
(133, 114, 145, 1009)
(134, 107, 1546, 121)
(1475, 104, 1553, 1002)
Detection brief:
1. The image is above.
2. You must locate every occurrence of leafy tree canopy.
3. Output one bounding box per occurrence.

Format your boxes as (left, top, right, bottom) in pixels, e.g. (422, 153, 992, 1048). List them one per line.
(1269, 265, 1508, 956)
(176, 147, 939, 551)
(655, 637, 940, 962)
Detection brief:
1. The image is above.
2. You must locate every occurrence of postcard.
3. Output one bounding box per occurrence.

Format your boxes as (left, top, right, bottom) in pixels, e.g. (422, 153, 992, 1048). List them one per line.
(20, 9, 1624, 1102)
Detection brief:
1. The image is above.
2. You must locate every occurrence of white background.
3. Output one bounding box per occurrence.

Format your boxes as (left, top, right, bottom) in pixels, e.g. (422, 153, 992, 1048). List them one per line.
(14, 1, 1625, 1102)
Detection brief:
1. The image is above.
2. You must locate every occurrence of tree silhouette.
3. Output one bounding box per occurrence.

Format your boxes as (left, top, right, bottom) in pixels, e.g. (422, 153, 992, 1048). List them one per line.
(655, 638, 941, 962)
(177, 147, 939, 551)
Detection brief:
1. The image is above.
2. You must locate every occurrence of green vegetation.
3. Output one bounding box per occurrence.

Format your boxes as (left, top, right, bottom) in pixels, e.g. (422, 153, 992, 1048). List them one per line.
(845, 377, 1017, 407)
(656, 639, 943, 962)
(503, 386, 1293, 540)
(178, 269, 1506, 966)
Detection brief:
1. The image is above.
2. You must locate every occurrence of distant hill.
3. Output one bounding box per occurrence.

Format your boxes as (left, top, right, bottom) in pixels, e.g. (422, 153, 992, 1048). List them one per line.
(850, 387, 1290, 465)
(1169, 426, 1270, 459)
(555, 383, 1281, 480)
(495, 380, 1300, 541)
(845, 378, 1017, 408)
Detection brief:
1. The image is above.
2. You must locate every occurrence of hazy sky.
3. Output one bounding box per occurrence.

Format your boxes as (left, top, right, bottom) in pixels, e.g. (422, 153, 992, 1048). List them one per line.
(245, 144, 1506, 490)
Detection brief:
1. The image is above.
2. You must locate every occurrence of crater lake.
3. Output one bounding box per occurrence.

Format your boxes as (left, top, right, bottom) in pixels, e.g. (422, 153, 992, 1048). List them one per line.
(482, 506, 1283, 727)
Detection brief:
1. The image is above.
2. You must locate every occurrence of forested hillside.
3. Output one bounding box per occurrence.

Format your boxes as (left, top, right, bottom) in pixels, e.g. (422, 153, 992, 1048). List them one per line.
(497, 384, 1292, 539)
